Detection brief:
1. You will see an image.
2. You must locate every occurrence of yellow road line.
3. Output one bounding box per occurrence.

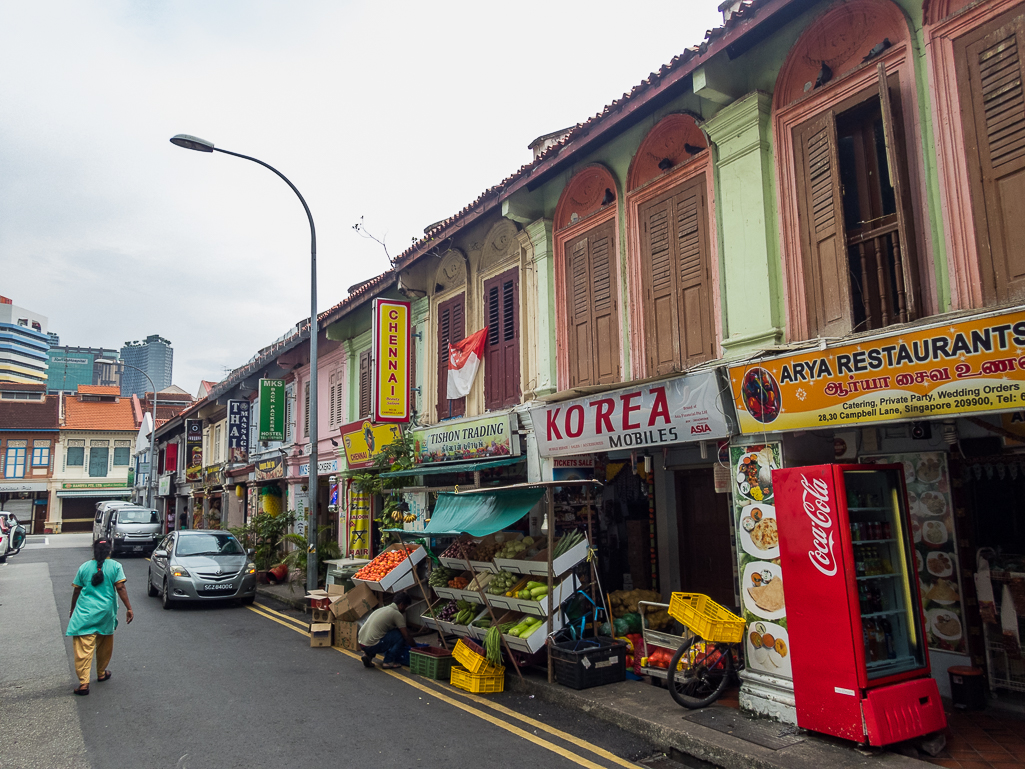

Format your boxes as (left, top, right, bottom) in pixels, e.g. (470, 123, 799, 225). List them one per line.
(253, 601, 309, 629)
(246, 605, 308, 636)
(248, 608, 634, 769)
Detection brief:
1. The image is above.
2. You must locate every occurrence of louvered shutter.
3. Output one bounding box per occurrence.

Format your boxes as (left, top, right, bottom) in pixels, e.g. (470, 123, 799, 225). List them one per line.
(483, 268, 520, 410)
(564, 220, 620, 386)
(641, 196, 679, 374)
(675, 180, 714, 366)
(358, 350, 372, 419)
(436, 294, 466, 419)
(793, 111, 852, 337)
(304, 381, 311, 437)
(959, 11, 1025, 301)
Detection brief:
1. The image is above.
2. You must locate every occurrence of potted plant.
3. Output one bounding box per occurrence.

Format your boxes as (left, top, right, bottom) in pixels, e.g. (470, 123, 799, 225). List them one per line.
(280, 524, 342, 590)
(230, 509, 295, 582)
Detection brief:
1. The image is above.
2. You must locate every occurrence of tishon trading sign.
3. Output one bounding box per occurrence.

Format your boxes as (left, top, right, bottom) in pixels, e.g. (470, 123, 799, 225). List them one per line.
(372, 298, 411, 423)
(728, 308, 1025, 433)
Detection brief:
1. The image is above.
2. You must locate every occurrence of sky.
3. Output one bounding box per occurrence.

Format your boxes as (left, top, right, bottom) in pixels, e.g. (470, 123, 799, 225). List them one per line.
(0, 0, 723, 393)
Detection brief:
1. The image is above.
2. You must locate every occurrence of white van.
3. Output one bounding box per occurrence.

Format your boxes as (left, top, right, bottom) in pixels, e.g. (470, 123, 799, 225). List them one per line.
(106, 507, 162, 555)
(92, 501, 135, 544)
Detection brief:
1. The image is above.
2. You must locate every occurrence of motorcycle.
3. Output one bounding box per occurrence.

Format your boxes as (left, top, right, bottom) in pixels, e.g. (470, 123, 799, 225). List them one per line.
(1, 513, 27, 558)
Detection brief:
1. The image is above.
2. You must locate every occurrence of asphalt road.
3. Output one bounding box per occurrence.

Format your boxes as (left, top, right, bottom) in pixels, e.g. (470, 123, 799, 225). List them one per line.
(1, 536, 665, 769)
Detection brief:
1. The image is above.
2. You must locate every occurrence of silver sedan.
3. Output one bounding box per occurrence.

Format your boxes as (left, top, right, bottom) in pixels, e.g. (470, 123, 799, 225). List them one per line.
(147, 530, 257, 609)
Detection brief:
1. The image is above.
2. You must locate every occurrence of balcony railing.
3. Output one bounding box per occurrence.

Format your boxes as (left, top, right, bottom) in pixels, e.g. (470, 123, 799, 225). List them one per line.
(847, 214, 909, 331)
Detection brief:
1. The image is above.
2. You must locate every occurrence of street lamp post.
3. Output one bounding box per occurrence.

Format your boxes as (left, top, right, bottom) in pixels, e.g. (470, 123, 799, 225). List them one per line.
(99, 359, 157, 510)
(170, 134, 319, 591)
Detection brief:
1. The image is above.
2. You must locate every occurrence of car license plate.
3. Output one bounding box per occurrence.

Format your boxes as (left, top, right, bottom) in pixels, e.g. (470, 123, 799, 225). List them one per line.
(133, 546, 143, 552)
(205, 583, 234, 590)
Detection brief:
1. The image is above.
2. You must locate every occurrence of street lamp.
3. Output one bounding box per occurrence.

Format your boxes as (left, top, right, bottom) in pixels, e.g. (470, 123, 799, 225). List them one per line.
(99, 359, 157, 510)
(170, 134, 320, 591)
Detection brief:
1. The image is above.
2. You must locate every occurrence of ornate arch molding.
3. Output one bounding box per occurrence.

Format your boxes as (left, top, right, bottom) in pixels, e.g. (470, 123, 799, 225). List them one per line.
(627, 113, 708, 192)
(774, 0, 910, 111)
(923, 0, 975, 26)
(479, 219, 520, 275)
(553, 164, 619, 232)
(433, 248, 467, 295)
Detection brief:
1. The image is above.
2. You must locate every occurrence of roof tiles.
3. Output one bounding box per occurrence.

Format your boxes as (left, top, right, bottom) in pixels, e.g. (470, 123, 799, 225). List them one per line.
(0, 394, 59, 430)
(64, 393, 136, 431)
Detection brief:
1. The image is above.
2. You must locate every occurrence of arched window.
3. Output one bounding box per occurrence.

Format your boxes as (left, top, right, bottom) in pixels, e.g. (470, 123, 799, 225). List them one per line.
(554, 165, 621, 389)
(626, 114, 717, 377)
(774, 0, 925, 340)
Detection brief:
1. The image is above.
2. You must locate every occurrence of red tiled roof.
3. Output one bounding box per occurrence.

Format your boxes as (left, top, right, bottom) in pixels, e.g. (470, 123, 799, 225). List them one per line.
(0, 381, 47, 392)
(64, 394, 136, 431)
(77, 385, 120, 396)
(318, 271, 396, 325)
(0, 394, 59, 430)
(392, 0, 777, 271)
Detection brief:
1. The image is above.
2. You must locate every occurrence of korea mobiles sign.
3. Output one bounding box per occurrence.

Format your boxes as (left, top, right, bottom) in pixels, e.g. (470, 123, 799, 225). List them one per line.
(185, 419, 203, 482)
(529, 370, 731, 458)
(372, 299, 411, 423)
(227, 400, 250, 462)
(728, 308, 1025, 434)
(259, 379, 285, 441)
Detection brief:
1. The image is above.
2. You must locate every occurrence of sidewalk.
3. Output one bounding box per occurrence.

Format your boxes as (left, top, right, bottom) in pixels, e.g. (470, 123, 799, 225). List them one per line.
(256, 582, 308, 612)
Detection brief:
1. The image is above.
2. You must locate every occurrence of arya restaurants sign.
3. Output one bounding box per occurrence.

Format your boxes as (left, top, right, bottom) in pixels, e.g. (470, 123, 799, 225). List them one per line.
(530, 371, 730, 457)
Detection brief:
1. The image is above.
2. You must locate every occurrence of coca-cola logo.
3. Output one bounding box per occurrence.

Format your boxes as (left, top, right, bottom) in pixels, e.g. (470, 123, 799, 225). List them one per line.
(801, 475, 837, 576)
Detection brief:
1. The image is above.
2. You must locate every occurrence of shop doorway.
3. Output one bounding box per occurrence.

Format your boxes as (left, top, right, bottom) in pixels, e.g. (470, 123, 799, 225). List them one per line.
(675, 468, 734, 608)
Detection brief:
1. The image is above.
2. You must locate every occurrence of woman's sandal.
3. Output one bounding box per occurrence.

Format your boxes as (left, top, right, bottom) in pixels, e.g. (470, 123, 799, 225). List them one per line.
(73, 685, 89, 696)
(381, 662, 401, 669)
(97, 670, 112, 682)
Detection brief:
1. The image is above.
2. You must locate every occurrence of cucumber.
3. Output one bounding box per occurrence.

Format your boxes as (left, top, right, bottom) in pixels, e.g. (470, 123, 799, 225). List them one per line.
(529, 586, 548, 598)
(526, 581, 546, 590)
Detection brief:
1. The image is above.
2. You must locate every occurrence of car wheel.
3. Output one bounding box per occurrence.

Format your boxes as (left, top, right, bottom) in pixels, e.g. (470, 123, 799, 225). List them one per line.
(147, 571, 159, 597)
(240, 595, 255, 606)
(0, 552, 6, 564)
(161, 578, 174, 610)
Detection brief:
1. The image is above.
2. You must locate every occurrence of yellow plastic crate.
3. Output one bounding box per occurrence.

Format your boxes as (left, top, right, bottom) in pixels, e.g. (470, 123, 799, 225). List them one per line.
(668, 593, 745, 643)
(450, 664, 505, 694)
(452, 638, 502, 675)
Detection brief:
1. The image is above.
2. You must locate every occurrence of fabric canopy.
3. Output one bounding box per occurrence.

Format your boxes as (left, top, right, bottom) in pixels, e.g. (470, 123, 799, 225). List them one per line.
(422, 487, 545, 537)
(379, 455, 523, 479)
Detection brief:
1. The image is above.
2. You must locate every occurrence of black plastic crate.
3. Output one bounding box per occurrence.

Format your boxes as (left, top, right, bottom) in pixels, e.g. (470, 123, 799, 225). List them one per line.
(550, 636, 627, 690)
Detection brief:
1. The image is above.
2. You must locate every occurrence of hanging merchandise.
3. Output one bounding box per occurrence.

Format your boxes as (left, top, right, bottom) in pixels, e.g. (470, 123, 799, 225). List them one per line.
(259, 485, 282, 516)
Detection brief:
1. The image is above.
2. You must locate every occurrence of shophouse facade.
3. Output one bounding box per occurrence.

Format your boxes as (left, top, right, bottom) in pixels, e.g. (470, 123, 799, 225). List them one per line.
(53, 385, 137, 532)
(0, 381, 59, 533)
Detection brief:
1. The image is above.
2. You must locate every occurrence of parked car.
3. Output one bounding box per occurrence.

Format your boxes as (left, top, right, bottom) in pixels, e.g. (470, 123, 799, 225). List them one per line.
(147, 530, 257, 609)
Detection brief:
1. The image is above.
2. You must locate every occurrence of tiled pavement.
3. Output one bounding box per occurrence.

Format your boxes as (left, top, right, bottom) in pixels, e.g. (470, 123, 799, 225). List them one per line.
(923, 708, 1025, 768)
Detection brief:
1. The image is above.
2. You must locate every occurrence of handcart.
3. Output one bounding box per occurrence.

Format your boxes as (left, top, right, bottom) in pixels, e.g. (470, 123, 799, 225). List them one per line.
(638, 600, 694, 683)
(663, 592, 745, 709)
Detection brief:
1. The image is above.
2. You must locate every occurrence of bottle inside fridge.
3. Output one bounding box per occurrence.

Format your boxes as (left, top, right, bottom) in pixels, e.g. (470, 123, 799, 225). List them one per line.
(845, 468, 926, 680)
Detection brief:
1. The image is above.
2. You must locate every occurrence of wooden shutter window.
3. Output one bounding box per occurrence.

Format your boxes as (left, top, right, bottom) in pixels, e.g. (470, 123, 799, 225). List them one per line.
(358, 350, 372, 419)
(958, 10, 1025, 301)
(793, 111, 852, 337)
(483, 268, 520, 410)
(304, 381, 311, 437)
(564, 220, 620, 387)
(639, 175, 714, 376)
(436, 294, 466, 419)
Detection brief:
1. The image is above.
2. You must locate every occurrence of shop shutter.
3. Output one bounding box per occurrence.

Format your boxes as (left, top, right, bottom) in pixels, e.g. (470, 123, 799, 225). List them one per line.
(483, 268, 520, 410)
(640, 176, 714, 375)
(793, 111, 852, 337)
(436, 293, 466, 419)
(564, 220, 620, 387)
(358, 350, 372, 419)
(959, 10, 1025, 301)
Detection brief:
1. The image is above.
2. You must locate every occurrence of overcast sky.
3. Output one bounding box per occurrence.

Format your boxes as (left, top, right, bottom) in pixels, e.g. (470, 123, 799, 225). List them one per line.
(0, 1, 722, 393)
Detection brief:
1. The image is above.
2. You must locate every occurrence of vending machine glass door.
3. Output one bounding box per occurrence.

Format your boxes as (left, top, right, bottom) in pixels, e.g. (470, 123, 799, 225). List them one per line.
(844, 468, 927, 681)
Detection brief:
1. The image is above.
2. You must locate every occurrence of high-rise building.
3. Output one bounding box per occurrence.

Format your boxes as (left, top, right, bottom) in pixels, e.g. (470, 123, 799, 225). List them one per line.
(46, 332, 60, 347)
(120, 335, 173, 398)
(0, 296, 49, 385)
(46, 346, 121, 393)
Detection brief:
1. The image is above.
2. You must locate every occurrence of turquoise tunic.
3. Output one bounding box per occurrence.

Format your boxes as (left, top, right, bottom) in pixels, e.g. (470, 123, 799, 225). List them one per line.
(66, 559, 126, 637)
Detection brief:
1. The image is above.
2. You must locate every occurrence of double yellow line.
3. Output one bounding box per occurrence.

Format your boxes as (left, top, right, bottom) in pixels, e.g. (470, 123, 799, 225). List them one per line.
(246, 602, 641, 769)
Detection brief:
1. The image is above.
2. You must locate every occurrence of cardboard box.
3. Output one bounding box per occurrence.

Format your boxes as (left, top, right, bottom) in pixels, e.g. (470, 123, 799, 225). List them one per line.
(306, 590, 331, 610)
(328, 582, 378, 621)
(311, 608, 332, 623)
(332, 620, 360, 652)
(326, 583, 346, 596)
(310, 623, 333, 648)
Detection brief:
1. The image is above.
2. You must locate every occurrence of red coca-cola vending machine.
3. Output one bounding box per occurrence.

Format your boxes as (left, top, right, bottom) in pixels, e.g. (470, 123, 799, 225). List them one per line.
(773, 463, 946, 745)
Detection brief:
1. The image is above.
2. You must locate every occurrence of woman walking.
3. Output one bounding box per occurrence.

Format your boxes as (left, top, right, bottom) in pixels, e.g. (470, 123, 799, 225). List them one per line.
(67, 539, 133, 695)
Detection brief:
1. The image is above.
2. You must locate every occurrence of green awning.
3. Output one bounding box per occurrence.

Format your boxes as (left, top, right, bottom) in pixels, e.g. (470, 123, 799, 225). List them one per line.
(379, 455, 523, 479)
(421, 487, 545, 537)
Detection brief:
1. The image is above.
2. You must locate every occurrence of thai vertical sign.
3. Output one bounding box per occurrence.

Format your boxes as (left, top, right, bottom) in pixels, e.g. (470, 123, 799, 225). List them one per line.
(372, 298, 411, 423)
(227, 399, 250, 462)
(185, 419, 203, 482)
(259, 379, 285, 441)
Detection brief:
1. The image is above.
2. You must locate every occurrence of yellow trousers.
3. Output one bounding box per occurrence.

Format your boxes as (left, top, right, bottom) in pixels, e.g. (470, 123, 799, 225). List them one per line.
(73, 633, 113, 685)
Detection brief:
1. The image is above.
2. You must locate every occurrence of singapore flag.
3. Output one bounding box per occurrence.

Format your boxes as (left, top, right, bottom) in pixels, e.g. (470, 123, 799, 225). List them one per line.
(447, 327, 488, 400)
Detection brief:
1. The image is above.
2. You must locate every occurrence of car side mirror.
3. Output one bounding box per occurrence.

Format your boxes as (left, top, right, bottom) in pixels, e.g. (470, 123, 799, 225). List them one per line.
(247, 548, 255, 559)
(153, 549, 168, 559)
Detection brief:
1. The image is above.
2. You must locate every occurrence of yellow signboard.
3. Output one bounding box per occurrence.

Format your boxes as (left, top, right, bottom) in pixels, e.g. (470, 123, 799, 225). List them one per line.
(728, 309, 1025, 433)
(373, 298, 411, 423)
(339, 420, 402, 469)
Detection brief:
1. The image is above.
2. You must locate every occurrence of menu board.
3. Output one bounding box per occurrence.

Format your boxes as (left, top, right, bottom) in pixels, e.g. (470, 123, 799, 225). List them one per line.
(863, 452, 966, 654)
(731, 442, 792, 679)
